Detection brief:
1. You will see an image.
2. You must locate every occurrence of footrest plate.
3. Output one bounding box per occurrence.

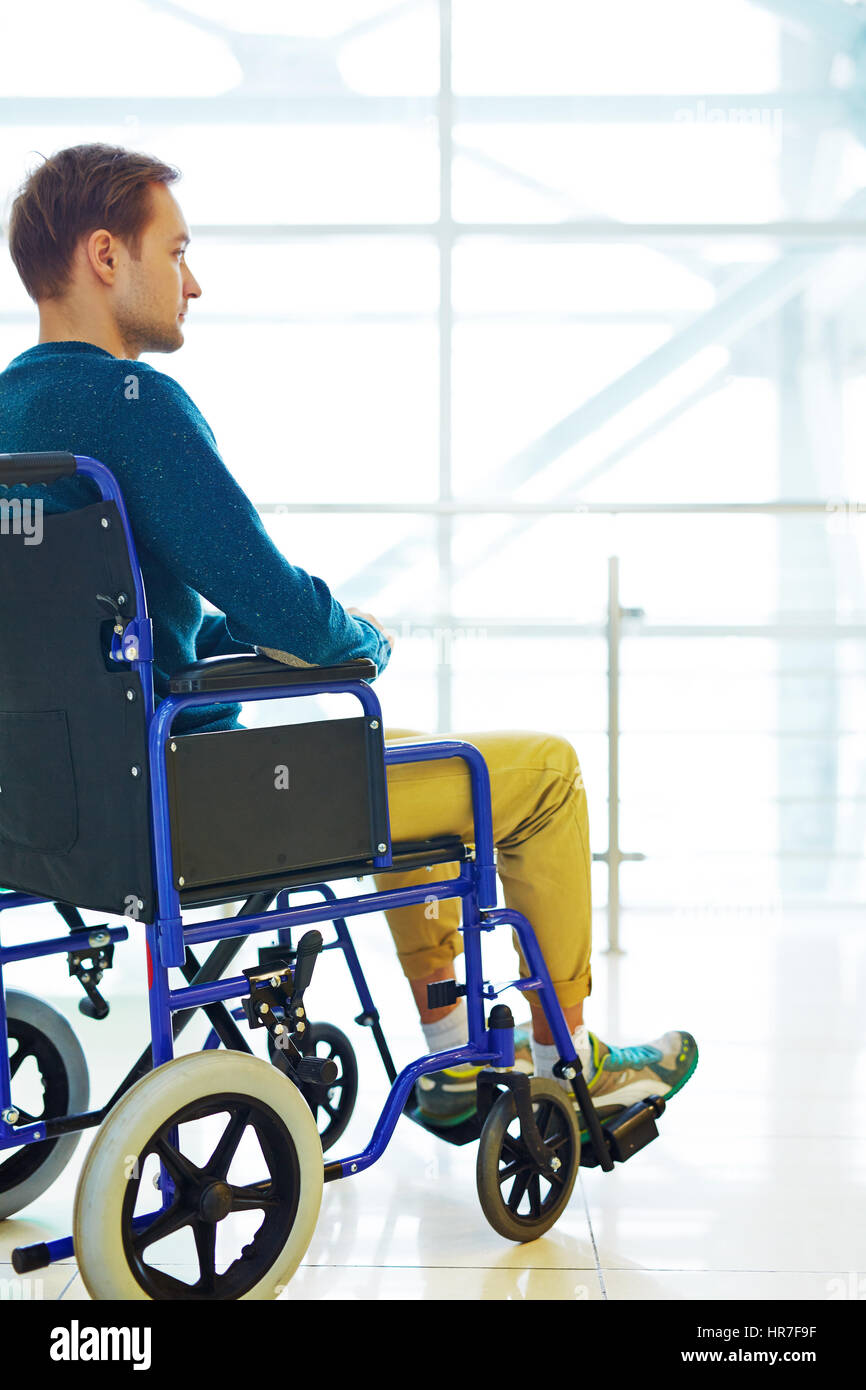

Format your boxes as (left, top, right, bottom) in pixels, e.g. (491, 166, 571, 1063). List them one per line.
(579, 1096, 665, 1167)
(402, 1103, 483, 1148)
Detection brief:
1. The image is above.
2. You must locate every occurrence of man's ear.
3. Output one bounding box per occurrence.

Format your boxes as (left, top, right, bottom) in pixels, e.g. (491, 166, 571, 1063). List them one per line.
(84, 228, 117, 286)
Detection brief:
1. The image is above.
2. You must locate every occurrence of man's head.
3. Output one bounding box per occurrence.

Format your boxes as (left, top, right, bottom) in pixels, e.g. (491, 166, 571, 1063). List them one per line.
(7, 142, 202, 359)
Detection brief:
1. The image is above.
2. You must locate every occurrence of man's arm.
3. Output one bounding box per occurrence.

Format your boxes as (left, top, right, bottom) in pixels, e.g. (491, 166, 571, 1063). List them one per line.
(107, 369, 392, 673)
(195, 611, 256, 660)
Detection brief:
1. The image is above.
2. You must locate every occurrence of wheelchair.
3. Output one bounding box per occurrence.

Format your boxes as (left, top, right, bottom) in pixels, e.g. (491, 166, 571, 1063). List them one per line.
(0, 451, 666, 1300)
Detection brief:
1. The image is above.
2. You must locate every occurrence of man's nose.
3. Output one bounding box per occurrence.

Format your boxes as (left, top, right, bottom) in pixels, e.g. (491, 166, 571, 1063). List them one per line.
(184, 271, 202, 300)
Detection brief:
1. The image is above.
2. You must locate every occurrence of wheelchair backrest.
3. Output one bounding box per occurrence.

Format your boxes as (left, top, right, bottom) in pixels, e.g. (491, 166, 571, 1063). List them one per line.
(0, 489, 157, 920)
(0, 453, 392, 924)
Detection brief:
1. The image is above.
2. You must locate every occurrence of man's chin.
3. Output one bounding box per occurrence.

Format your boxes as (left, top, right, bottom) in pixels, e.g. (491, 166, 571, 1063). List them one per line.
(140, 328, 185, 355)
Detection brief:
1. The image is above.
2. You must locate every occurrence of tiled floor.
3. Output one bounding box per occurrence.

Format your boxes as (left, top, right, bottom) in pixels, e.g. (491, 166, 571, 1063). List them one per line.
(1, 900, 863, 1301)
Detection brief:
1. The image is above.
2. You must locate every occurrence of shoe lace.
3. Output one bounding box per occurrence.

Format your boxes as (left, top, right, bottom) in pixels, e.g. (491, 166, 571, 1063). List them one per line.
(607, 1043, 658, 1068)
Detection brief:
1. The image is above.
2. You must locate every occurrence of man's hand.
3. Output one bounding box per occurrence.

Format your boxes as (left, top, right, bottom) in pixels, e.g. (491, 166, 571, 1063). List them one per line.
(346, 606, 396, 651)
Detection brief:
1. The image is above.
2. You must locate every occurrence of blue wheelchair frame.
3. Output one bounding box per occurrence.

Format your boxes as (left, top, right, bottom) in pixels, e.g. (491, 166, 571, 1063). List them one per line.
(0, 453, 614, 1273)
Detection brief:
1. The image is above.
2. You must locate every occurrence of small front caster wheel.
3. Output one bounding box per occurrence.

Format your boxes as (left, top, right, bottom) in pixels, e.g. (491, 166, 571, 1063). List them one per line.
(476, 1078, 580, 1242)
(73, 1051, 323, 1300)
(271, 1021, 358, 1153)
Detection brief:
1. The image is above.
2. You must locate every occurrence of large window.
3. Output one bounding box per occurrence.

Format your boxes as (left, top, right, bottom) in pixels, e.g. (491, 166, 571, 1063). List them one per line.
(2, 0, 864, 916)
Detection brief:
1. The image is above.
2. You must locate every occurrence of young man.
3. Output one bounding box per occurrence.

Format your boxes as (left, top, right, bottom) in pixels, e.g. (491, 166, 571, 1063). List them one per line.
(0, 144, 697, 1128)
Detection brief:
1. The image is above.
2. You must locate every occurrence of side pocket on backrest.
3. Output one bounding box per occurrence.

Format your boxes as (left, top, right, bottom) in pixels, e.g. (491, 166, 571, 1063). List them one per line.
(0, 709, 79, 853)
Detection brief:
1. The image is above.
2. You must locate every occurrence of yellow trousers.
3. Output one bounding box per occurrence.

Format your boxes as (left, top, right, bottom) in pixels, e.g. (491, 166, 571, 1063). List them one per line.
(374, 728, 593, 1010)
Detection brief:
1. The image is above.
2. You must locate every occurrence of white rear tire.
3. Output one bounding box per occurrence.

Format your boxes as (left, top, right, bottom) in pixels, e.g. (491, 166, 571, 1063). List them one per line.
(0, 991, 89, 1221)
(73, 1050, 323, 1300)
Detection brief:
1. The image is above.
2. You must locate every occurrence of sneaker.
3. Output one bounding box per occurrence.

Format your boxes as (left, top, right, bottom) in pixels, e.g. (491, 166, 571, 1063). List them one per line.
(413, 1025, 699, 1133)
(576, 1029, 698, 1133)
(414, 1025, 534, 1128)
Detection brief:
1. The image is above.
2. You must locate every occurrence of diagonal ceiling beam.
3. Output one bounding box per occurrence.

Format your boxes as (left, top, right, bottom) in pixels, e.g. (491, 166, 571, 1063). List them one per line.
(753, 0, 866, 49)
(337, 200, 866, 599)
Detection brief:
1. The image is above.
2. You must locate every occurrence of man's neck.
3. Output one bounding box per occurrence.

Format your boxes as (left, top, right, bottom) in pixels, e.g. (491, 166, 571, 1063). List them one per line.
(37, 303, 137, 360)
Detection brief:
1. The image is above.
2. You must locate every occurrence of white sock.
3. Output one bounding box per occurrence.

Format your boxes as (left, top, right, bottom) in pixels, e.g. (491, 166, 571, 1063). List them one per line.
(531, 1024, 592, 1086)
(422, 999, 470, 1069)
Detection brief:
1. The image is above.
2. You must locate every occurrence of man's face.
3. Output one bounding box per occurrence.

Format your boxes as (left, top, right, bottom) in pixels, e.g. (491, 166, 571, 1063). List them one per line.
(110, 182, 201, 357)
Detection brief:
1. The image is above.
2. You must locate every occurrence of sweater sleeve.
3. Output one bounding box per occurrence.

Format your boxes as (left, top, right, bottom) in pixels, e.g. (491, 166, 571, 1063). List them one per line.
(195, 611, 256, 660)
(107, 369, 392, 675)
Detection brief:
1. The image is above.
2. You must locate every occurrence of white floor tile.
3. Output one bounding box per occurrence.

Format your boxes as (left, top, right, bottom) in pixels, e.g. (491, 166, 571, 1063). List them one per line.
(602, 1269, 857, 1301)
(582, 1134, 866, 1273)
(58, 1273, 89, 1300)
(1, 907, 860, 1300)
(53, 1262, 605, 1302)
(304, 1159, 597, 1271)
(287, 1263, 604, 1300)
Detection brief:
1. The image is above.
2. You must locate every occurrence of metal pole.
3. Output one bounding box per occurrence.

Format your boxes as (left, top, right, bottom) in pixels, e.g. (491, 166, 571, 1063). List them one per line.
(436, 0, 454, 733)
(606, 556, 623, 952)
(602, 555, 647, 951)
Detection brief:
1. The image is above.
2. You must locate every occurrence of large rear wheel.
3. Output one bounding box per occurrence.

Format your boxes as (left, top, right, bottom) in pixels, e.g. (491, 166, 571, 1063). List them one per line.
(0, 991, 89, 1221)
(73, 1050, 323, 1300)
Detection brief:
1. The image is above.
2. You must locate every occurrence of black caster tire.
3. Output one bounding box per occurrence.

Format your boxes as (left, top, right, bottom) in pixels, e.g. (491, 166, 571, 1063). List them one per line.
(476, 1078, 580, 1243)
(271, 1022, 358, 1153)
(0, 991, 90, 1220)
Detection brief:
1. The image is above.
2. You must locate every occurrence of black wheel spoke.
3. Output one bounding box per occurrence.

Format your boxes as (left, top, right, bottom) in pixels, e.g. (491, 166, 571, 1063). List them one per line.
(533, 1100, 552, 1142)
(501, 1133, 529, 1167)
(506, 1165, 532, 1213)
(528, 1172, 543, 1219)
(547, 1129, 569, 1152)
(206, 1107, 250, 1180)
(133, 1200, 195, 1253)
(498, 1157, 520, 1185)
(8, 1046, 31, 1081)
(193, 1219, 217, 1294)
(153, 1136, 203, 1187)
(229, 1181, 280, 1212)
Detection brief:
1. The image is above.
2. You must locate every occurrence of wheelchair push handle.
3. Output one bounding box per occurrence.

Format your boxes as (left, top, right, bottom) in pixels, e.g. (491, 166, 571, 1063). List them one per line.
(0, 451, 78, 485)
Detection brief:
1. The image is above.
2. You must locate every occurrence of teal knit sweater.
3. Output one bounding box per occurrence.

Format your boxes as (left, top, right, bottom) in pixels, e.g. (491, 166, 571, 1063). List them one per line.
(0, 341, 390, 733)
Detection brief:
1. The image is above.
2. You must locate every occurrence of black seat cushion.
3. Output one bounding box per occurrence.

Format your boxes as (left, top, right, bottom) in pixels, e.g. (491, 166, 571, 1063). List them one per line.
(178, 836, 469, 909)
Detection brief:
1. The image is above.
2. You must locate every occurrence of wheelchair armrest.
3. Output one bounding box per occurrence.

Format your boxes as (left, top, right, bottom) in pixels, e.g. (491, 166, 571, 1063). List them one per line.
(169, 653, 377, 694)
